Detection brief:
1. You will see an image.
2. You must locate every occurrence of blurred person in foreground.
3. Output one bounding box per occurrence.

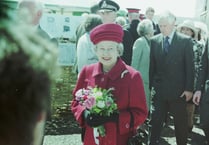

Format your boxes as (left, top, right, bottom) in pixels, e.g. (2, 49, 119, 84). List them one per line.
(131, 19, 154, 110)
(149, 11, 194, 145)
(71, 23, 148, 145)
(193, 38, 209, 144)
(0, 4, 58, 145)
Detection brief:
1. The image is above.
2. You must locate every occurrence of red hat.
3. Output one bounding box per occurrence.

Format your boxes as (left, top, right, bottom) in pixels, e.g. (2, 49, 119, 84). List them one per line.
(127, 8, 140, 13)
(90, 23, 124, 44)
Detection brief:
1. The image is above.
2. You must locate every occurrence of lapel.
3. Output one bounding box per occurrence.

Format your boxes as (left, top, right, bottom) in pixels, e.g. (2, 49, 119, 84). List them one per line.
(168, 31, 177, 52)
(159, 34, 164, 53)
(92, 58, 128, 81)
(152, 34, 167, 66)
(154, 34, 164, 55)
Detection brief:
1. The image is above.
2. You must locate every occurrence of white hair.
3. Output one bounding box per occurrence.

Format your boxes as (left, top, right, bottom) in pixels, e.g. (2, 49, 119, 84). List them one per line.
(117, 43, 124, 56)
(158, 10, 176, 24)
(137, 19, 154, 36)
(17, 0, 45, 25)
(17, 0, 44, 12)
(115, 16, 127, 27)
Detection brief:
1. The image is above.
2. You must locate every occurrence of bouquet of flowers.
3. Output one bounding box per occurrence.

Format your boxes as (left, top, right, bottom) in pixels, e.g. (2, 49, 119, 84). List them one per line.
(75, 86, 118, 137)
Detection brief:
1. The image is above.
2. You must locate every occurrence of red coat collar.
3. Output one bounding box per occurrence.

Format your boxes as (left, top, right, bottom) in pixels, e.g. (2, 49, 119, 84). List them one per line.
(92, 58, 129, 80)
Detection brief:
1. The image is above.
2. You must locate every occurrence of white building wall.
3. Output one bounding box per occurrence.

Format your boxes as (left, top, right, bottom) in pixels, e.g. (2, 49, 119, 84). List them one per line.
(195, 0, 209, 30)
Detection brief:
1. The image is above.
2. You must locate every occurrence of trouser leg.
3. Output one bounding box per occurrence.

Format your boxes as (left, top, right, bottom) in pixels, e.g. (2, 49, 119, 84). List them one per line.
(199, 96, 209, 144)
(149, 97, 167, 145)
(186, 103, 195, 132)
(170, 98, 188, 145)
(203, 127, 209, 144)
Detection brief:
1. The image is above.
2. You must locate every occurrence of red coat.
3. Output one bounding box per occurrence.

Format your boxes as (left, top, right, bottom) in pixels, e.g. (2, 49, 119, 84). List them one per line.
(71, 58, 148, 145)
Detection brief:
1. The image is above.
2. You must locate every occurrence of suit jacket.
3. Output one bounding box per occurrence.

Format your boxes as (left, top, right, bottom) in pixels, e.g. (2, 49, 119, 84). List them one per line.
(127, 19, 140, 42)
(121, 29, 134, 65)
(149, 31, 194, 100)
(196, 39, 209, 127)
(196, 39, 209, 92)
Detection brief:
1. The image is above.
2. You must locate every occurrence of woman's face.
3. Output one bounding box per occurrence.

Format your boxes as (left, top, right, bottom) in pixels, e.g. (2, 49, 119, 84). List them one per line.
(98, 10, 117, 23)
(95, 41, 119, 72)
(181, 27, 194, 37)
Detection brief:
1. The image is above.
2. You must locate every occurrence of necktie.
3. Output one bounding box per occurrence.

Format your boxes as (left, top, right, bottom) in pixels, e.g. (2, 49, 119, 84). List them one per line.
(164, 36, 170, 53)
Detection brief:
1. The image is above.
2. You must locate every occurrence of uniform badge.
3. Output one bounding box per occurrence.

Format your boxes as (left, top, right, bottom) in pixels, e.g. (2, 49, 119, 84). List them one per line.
(101, 1, 108, 8)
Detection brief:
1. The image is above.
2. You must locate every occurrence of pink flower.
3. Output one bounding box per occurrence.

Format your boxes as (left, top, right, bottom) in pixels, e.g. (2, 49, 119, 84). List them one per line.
(75, 89, 83, 101)
(83, 89, 90, 95)
(74, 87, 118, 137)
(83, 96, 96, 109)
(106, 101, 112, 107)
(83, 95, 88, 100)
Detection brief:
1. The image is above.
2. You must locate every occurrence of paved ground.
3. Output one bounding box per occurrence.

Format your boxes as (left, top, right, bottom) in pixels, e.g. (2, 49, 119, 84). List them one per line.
(159, 124, 207, 145)
(43, 134, 82, 145)
(43, 114, 207, 145)
(43, 125, 207, 145)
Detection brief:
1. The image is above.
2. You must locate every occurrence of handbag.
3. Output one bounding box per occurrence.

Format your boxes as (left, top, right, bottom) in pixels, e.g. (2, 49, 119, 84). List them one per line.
(126, 86, 148, 145)
(127, 110, 148, 145)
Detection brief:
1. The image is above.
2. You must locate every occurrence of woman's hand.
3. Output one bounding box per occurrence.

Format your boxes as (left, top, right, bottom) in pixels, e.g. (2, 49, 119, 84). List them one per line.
(180, 91, 193, 101)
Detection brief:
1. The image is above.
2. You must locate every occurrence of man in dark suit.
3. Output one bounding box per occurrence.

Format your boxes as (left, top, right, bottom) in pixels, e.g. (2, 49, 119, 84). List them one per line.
(193, 39, 209, 144)
(149, 11, 194, 145)
(127, 8, 140, 42)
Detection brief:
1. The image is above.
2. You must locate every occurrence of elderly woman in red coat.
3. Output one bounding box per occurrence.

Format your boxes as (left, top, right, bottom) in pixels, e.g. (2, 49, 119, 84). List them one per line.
(71, 23, 148, 145)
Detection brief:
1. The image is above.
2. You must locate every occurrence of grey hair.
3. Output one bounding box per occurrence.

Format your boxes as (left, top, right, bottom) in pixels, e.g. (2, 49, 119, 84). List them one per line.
(158, 10, 176, 24)
(18, 0, 44, 12)
(145, 7, 155, 14)
(117, 43, 124, 56)
(84, 14, 102, 32)
(115, 16, 127, 27)
(137, 19, 154, 36)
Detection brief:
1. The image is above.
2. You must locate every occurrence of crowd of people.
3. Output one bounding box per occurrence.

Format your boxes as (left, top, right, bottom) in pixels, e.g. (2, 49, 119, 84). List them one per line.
(72, 0, 209, 145)
(1, 0, 209, 145)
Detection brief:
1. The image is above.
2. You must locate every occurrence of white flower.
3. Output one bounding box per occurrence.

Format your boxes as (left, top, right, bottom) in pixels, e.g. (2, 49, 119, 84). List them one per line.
(97, 100, 105, 108)
(93, 92, 103, 98)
